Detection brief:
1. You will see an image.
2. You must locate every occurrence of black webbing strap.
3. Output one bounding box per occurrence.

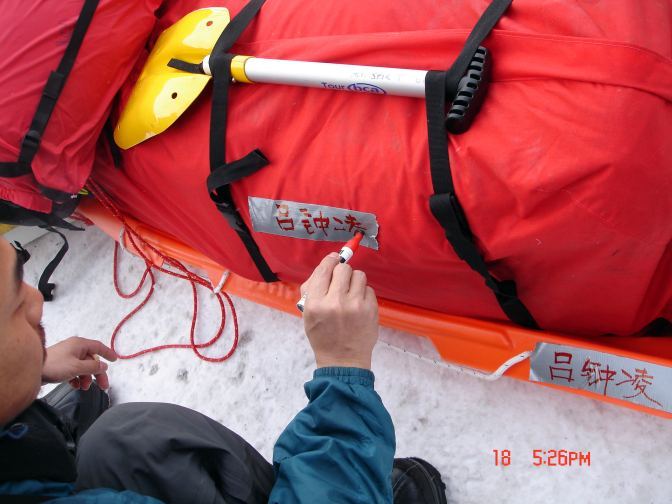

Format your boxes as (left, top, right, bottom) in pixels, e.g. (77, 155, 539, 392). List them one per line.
(37, 227, 70, 302)
(206, 149, 268, 192)
(44, 216, 82, 232)
(0, 0, 99, 185)
(444, 0, 512, 100)
(167, 59, 203, 74)
(39, 186, 76, 204)
(0, 162, 31, 178)
(211, 0, 267, 55)
(0, 198, 83, 231)
(206, 0, 277, 282)
(425, 0, 539, 329)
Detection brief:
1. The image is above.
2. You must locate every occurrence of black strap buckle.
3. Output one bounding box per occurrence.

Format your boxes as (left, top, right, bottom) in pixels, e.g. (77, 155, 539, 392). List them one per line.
(21, 130, 41, 154)
(18, 129, 42, 166)
(212, 198, 245, 233)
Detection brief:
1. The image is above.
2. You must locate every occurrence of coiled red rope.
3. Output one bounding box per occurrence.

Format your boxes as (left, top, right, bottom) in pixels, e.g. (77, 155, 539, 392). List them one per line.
(88, 180, 238, 363)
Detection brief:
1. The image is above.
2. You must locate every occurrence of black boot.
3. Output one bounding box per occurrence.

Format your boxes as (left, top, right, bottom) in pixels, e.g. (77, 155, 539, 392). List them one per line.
(392, 457, 447, 504)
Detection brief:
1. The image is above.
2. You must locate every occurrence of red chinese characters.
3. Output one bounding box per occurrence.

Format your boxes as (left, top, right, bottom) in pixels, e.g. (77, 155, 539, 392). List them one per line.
(274, 204, 368, 238)
(549, 352, 574, 383)
(616, 368, 663, 408)
(298, 208, 315, 235)
(332, 216, 346, 231)
(275, 203, 294, 231)
(313, 211, 330, 236)
(344, 214, 366, 233)
(547, 350, 663, 408)
(580, 358, 616, 396)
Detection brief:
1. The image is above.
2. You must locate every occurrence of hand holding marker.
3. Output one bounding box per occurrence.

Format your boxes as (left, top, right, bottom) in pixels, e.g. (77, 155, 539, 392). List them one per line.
(296, 231, 365, 312)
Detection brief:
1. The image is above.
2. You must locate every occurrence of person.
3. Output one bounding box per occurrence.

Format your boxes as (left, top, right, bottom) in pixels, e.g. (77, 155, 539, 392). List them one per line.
(0, 237, 446, 503)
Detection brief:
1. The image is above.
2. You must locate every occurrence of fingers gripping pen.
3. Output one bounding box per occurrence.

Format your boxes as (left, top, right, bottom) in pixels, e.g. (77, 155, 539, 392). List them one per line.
(297, 231, 365, 312)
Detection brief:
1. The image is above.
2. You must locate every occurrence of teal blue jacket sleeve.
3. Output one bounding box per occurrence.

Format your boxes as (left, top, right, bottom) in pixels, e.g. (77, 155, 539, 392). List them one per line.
(0, 481, 163, 503)
(269, 367, 395, 504)
(50, 488, 164, 503)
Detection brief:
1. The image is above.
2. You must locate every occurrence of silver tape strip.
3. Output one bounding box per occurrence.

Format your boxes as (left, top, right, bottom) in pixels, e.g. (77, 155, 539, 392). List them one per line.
(530, 343, 671, 413)
(248, 197, 379, 249)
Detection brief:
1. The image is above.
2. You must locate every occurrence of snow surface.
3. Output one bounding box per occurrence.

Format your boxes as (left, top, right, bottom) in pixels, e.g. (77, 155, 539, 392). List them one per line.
(27, 226, 671, 503)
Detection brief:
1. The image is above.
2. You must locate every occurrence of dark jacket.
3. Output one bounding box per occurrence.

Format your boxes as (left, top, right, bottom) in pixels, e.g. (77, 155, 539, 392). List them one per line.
(0, 400, 160, 503)
(0, 368, 395, 503)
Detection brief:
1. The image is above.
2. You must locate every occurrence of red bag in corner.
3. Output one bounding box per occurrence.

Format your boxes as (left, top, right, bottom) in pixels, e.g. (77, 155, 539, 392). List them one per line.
(0, 0, 162, 219)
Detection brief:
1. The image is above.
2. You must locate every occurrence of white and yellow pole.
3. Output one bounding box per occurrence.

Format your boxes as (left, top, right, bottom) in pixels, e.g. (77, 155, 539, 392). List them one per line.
(202, 55, 428, 98)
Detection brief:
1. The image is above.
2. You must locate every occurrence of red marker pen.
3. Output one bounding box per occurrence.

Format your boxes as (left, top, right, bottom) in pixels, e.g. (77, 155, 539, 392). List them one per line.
(297, 231, 365, 312)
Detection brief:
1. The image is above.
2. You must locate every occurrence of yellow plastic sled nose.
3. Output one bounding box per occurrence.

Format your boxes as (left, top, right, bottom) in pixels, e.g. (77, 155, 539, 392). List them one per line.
(114, 8, 229, 150)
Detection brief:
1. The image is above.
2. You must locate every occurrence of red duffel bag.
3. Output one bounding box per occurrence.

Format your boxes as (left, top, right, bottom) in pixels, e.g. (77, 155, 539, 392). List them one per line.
(94, 0, 672, 336)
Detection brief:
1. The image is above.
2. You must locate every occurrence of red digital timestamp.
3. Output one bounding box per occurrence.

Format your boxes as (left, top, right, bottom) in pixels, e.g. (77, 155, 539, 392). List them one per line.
(493, 449, 591, 467)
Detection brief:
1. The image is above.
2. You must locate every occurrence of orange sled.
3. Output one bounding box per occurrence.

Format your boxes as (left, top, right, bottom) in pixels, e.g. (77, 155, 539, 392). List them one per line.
(80, 197, 672, 419)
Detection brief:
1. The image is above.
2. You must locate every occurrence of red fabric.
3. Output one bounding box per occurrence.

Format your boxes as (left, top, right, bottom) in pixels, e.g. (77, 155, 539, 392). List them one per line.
(0, 0, 162, 213)
(94, 0, 672, 336)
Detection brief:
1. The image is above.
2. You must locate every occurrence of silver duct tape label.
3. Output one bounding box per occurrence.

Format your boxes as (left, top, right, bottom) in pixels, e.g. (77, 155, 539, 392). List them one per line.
(248, 197, 379, 250)
(530, 343, 671, 413)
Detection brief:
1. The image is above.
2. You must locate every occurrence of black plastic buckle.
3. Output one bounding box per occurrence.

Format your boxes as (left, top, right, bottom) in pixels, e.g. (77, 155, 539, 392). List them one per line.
(446, 46, 491, 134)
(20, 130, 41, 155)
(213, 199, 246, 233)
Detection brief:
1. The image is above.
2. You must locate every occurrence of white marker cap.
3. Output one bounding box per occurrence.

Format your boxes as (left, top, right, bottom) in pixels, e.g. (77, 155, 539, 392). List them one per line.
(338, 247, 354, 264)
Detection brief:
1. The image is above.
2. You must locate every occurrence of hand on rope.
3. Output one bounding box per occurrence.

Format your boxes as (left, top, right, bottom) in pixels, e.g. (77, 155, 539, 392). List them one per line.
(88, 180, 238, 363)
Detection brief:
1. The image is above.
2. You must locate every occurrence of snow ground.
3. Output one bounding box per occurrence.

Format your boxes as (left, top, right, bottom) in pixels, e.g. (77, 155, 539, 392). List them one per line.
(26, 226, 671, 504)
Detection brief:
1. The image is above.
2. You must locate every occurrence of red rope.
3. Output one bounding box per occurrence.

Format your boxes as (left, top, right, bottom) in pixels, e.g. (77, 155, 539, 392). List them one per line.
(88, 180, 238, 363)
